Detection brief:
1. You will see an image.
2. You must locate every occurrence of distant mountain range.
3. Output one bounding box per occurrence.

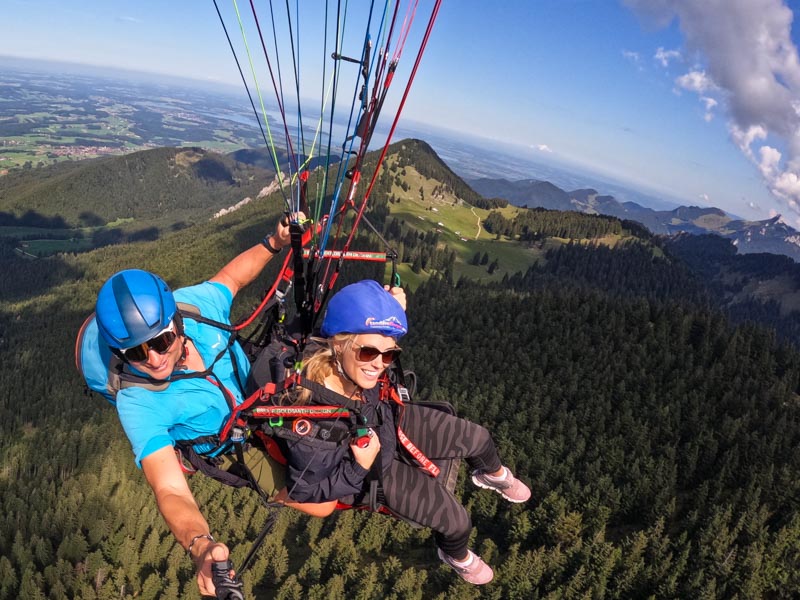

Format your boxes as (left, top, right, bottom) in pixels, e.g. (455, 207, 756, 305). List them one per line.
(468, 177, 800, 262)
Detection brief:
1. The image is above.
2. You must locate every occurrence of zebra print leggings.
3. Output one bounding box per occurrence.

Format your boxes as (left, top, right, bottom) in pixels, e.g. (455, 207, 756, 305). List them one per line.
(380, 403, 502, 559)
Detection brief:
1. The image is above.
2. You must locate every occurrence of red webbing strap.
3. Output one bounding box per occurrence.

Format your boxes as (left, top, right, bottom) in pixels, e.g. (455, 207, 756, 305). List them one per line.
(384, 384, 439, 478)
(218, 371, 367, 443)
(397, 418, 439, 477)
(217, 370, 362, 442)
(334, 501, 393, 516)
(217, 379, 279, 442)
(234, 220, 318, 332)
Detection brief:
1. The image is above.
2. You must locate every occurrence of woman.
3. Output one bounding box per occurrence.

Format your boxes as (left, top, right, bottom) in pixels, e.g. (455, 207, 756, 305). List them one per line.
(282, 279, 530, 585)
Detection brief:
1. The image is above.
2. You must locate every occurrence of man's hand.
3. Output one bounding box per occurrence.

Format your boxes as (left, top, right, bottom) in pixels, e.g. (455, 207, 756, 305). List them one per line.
(272, 211, 306, 250)
(194, 540, 232, 597)
(210, 211, 308, 297)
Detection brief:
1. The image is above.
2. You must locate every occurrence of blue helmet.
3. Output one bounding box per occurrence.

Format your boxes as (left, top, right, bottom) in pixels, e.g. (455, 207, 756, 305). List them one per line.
(321, 280, 407, 338)
(95, 269, 177, 349)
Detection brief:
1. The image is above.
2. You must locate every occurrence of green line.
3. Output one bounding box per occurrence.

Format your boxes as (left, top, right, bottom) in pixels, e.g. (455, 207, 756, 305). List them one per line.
(232, 0, 288, 208)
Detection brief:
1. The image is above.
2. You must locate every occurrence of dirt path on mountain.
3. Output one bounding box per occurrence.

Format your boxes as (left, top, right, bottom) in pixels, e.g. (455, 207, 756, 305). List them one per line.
(471, 207, 482, 239)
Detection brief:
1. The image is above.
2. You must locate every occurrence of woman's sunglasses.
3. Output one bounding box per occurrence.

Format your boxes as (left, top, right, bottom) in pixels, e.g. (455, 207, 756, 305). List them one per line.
(119, 322, 178, 362)
(353, 343, 402, 366)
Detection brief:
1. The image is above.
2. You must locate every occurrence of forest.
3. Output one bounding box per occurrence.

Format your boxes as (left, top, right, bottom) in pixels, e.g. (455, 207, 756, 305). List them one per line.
(0, 147, 272, 228)
(2, 148, 800, 598)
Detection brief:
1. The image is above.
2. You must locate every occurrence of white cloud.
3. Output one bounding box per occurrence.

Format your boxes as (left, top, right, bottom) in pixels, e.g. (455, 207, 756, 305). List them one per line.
(701, 97, 717, 111)
(730, 124, 768, 160)
(536, 144, 553, 153)
(117, 16, 142, 24)
(701, 96, 718, 121)
(772, 170, 800, 198)
(625, 0, 800, 221)
(655, 47, 681, 67)
(622, 50, 641, 64)
(758, 145, 782, 179)
(675, 69, 715, 93)
(699, 192, 710, 203)
(623, 50, 646, 71)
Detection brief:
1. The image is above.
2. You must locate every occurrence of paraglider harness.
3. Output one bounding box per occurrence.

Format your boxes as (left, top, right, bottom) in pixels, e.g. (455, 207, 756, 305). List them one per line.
(172, 305, 459, 514)
(172, 299, 461, 579)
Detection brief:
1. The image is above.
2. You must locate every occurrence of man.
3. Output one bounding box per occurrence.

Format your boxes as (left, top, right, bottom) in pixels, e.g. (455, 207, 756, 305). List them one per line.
(81, 213, 332, 596)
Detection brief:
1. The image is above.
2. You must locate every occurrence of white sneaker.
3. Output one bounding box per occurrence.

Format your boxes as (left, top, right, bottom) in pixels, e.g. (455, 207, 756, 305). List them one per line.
(437, 548, 494, 585)
(471, 466, 531, 503)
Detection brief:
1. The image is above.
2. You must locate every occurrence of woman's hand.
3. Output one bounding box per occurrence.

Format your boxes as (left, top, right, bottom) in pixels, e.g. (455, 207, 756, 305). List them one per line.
(350, 428, 381, 470)
(385, 285, 406, 311)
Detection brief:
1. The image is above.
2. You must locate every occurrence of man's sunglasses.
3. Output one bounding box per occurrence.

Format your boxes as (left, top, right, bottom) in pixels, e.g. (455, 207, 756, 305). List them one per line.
(119, 322, 178, 362)
(353, 343, 402, 366)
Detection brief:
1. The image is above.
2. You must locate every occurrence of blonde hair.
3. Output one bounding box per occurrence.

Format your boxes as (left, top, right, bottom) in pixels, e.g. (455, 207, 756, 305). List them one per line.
(293, 333, 355, 404)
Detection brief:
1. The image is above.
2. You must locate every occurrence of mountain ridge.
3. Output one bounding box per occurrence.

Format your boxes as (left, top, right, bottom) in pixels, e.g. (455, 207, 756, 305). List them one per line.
(0, 146, 273, 228)
(468, 176, 800, 262)
(4, 138, 800, 340)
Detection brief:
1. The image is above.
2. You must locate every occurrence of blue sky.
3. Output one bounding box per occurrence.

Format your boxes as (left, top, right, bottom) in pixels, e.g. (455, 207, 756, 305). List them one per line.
(4, 0, 800, 225)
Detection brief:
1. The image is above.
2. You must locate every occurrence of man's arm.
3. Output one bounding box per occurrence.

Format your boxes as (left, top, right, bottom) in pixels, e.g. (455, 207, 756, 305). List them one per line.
(210, 213, 303, 298)
(141, 446, 229, 597)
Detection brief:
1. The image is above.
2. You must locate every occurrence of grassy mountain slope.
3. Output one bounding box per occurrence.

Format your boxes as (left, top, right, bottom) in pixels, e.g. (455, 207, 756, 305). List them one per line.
(0, 146, 274, 227)
(371, 139, 650, 285)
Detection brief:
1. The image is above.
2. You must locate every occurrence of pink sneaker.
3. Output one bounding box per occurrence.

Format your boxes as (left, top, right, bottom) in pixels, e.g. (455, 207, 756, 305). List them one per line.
(437, 548, 494, 585)
(471, 466, 531, 503)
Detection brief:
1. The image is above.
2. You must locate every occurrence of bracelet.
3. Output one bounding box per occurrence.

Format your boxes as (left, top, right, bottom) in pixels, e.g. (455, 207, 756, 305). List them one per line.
(261, 234, 281, 255)
(187, 533, 215, 556)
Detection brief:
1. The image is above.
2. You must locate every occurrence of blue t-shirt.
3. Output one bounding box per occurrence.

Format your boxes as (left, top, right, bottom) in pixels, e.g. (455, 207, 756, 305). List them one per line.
(112, 281, 251, 466)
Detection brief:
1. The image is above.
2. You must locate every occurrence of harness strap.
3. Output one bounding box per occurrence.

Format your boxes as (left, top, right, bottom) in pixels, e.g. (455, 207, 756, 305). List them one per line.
(384, 383, 440, 478)
(174, 448, 198, 475)
(233, 441, 271, 504)
(179, 310, 235, 331)
(174, 438, 271, 505)
(213, 373, 366, 459)
(396, 421, 440, 477)
(249, 406, 351, 419)
(295, 377, 365, 412)
(175, 443, 253, 489)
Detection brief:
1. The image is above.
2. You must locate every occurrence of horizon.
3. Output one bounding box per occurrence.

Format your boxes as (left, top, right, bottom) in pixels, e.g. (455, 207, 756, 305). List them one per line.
(3, 1, 800, 226)
(0, 54, 705, 217)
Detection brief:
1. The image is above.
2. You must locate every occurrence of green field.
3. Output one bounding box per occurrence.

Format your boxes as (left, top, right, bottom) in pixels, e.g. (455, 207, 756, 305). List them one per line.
(0, 226, 82, 237)
(384, 163, 553, 284)
(0, 220, 140, 258)
(376, 160, 635, 286)
(0, 82, 261, 173)
(15, 237, 95, 257)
